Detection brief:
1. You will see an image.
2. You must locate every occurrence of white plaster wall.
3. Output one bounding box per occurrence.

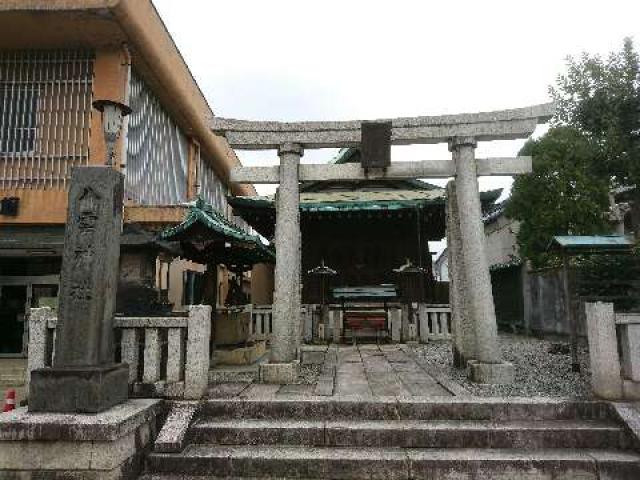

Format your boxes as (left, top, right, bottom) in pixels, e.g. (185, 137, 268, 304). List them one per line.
(484, 217, 520, 267)
(434, 255, 449, 282)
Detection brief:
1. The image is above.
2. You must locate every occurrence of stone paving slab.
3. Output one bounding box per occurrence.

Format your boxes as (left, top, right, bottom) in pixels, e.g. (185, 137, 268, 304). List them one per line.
(208, 383, 251, 398)
(277, 384, 316, 397)
(154, 402, 200, 453)
(207, 344, 454, 400)
(239, 384, 281, 399)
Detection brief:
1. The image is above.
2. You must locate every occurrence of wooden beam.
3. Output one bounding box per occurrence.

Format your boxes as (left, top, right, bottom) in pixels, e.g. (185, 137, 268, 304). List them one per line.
(213, 103, 554, 149)
(187, 140, 199, 200)
(229, 157, 533, 184)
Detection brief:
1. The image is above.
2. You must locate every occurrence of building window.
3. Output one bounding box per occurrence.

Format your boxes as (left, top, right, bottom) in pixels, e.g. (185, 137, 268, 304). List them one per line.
(0, 85, 38, 154)
(0, 50, 95, 190)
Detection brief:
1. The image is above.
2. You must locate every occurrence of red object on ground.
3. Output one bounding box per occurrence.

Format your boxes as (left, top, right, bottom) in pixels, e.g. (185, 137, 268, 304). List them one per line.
(3, 389, 16, 412)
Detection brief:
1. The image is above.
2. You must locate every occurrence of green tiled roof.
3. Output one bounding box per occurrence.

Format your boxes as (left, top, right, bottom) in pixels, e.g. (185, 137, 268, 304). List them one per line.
(229, 188, 502, 213)
(549, 235, 635, 253)
(160, 197, 274, 264)
(331, 148, 359, 164)
(229, 189, 446, 213)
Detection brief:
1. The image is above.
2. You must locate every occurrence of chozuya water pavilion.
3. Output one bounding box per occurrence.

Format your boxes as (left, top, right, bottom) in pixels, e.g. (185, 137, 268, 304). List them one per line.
(167, 103, 553, 384)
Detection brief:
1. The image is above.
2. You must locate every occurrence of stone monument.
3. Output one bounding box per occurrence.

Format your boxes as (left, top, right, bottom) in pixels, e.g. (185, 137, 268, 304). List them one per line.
(29, 166, 129, 412)
(28, 99, 132, 412)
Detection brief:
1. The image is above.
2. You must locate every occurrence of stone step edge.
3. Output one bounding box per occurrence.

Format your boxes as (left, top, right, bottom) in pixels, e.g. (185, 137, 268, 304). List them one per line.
(187, 419, 629, 449)
(199, 398, 614, 421)
(200, 397, 610, 408)
(150, 445, 640, 462)
(140, 477, 323, 480)
(147, 446, 640, 478)
(192, 418, 622, 430)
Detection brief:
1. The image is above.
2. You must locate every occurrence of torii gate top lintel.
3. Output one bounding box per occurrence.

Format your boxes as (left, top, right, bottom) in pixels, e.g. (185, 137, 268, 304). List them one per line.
(211, 102, 554, 150)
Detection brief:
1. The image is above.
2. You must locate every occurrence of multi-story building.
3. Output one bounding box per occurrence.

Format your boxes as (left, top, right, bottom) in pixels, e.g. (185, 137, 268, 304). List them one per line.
(0, 0, 256, 357)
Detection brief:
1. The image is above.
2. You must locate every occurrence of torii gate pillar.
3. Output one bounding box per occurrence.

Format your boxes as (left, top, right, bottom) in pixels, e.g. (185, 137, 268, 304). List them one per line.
(271, 143, 304, 365)
(449, 137, 514, 383)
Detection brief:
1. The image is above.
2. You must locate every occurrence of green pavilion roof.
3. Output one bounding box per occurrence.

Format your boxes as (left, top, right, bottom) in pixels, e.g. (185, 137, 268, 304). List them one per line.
(229, 188, 502, 213)
(229, 189, 450, 213)
(549, 235, 635, 254)
(160, 197, 274, 267)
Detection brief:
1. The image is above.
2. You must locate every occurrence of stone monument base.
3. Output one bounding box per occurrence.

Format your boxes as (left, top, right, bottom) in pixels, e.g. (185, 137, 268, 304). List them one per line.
(467, 360, 515, 384)
(0, 399, 161, 480)
(29, 363, 129, 413)
(259, 361, 299, 384)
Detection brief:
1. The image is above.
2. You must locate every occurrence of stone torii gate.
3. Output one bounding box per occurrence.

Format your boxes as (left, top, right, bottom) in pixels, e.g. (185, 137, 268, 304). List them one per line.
(213, 103, 554, 384)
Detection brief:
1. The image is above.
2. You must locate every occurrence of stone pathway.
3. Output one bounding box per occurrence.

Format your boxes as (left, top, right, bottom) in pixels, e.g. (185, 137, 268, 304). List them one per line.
(208, 344, 455, 399)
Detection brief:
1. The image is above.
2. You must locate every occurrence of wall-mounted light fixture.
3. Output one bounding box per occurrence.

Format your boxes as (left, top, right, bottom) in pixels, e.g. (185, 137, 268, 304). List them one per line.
(92, 100, 132, 167)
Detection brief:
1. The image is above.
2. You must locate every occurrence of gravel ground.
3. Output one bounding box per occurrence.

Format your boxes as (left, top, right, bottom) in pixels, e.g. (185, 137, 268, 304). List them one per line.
(409, 334, 593, 398)
(208, 364, 321, 385)
(297, 364, 322, 384)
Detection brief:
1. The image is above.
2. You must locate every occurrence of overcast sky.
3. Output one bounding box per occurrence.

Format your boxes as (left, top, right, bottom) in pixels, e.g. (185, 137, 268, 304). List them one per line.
(153, 0, 639, 250)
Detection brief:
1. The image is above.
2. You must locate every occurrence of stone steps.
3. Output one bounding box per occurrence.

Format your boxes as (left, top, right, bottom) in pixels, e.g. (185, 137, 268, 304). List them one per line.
(200, 398, 614, 421)
(146, 446, 640, 479)
(143, 398, 640, 479)
(190, 418, 629, 449)
(0, 370, 25, 387)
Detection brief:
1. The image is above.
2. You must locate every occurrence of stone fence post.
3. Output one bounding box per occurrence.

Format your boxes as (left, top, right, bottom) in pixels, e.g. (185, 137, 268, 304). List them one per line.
(25, 307, 56, 397)
(184, 305, 212, 399)
(585, 302, 623, 399)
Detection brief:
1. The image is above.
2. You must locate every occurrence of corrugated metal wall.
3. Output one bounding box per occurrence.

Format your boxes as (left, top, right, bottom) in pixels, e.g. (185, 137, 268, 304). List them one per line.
(198, 152, 227, 213)
(125, 70, 188, 205)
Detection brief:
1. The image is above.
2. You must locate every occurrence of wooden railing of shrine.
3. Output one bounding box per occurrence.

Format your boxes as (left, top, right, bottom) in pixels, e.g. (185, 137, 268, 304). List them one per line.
(249, 305, 314, 342)
(248, 303, 452, 343)
(26, 306, 211, 400)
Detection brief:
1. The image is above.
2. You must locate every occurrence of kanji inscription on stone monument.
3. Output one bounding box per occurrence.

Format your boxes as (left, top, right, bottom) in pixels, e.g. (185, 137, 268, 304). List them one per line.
(29, 166, 129, 413)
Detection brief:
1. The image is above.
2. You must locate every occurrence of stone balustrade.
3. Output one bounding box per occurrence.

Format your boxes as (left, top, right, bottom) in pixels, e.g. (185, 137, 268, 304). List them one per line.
(249, 304, 274, 341)
(585, 302, 640, 400)
(418, 304, 453, 342)
(26, 305, 211, 400)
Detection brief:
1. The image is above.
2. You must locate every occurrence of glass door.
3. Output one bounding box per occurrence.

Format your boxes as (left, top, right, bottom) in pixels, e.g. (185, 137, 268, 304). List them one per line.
(0, 285, 27, 354)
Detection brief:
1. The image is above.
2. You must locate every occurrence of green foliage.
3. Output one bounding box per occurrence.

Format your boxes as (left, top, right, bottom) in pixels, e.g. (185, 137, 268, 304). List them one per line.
(551, 37, 640, 187)
(577, 249, 640, 311)
(508, 39, 640, 267)
(506, 127, 610, 267)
